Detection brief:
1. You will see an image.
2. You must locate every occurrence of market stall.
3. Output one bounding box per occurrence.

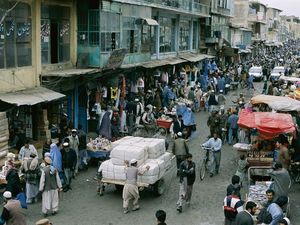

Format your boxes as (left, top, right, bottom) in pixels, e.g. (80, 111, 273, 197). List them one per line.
(237, 110, 296, 167)
(86, 137, 112, 160)
(251, 94, 300, 112)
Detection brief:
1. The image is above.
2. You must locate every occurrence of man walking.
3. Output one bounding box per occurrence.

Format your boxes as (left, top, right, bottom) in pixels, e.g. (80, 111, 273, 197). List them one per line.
(68, 129, 79, 175)
(236, 201, 257, 225)
(223, 188, 244, 225)
(202, 132, 222, 177)
(0, 191, 26, 225)
(176, 154, 196, 213)
(39, 157, 62, 217)
(228, 111, 239, 145)
(61, 142, 77, 191)
(122, 159, 149, 214)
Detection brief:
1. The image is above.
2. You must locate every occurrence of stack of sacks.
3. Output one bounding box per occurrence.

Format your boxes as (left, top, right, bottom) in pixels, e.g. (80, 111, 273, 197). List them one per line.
(110, 145, 148, 167)
(102, 136, 172, 184)
(142, 138, 166, 159)
(111, 136, 134, 148)
(138, 159, 165, 184)
(158, 152, 173, 169)
(99, 160, 126, 181)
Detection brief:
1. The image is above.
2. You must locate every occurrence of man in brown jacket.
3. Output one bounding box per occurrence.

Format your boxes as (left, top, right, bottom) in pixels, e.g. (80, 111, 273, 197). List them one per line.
(0, 191, 26, 225)
(172, 132, 189, 175)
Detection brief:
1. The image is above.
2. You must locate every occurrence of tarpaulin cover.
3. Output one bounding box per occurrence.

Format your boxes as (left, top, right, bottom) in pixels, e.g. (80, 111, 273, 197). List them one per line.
(238, 110, 296, 139)
(251, 94, 300, 112)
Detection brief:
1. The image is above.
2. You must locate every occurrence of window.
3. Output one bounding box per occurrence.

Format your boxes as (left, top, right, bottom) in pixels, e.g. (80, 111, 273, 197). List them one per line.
(192, 21, 198, 50)
(100, 12, 120, 52)
(122, 17, 140, 53)
(159, 17, 176, 53)
(41, 5, 70, 64)
(0, 2, 32, 69)
(179, 20, 190, 51)
(141, 25, 151, 53)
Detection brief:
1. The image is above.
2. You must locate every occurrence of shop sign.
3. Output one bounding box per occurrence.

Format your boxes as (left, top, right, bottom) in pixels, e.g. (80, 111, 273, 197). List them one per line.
(105, 48, 128, 70)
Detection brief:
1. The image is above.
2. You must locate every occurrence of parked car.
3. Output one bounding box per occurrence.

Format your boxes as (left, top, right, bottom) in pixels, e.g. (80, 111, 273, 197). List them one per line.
(249, 66, 263, 81)
(270, 66, 285, 82)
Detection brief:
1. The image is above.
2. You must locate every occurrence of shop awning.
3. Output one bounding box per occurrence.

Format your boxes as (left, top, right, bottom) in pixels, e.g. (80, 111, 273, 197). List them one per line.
(42, 68, 100, 77)
(238, 110, 296, 139)
(0, 87, 65, 106)
(141, 57, 186, 68)
(179, 53, 207, 62)
(251, 95, 300, 112)
(142, 18, 159, 26)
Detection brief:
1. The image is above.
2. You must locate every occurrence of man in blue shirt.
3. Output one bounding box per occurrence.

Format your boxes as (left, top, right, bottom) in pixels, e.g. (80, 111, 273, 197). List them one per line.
(267, 195, 288, 225)
(202, 132, 222, 177)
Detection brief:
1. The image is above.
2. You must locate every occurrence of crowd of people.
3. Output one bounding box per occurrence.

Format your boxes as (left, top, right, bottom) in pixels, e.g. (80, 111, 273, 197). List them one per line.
(1, 40, 300, 225)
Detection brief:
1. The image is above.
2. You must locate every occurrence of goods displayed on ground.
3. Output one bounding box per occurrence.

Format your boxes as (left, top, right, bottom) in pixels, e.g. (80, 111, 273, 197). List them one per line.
(99, 136, 174, 194)
(176, 97, 193, 106)
(0, 112, 9, 165)
(248, 181, 272, 206)
(86, 137, 112, 151)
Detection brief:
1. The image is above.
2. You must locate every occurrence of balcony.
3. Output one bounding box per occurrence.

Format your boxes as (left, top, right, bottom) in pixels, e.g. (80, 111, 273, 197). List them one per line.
(211, 6, 231, 16)
(112, 0, 210, 16)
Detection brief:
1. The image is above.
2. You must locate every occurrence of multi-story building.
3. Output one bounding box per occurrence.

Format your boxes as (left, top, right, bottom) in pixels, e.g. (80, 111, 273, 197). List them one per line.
(0, 0, 79, 157)
(266, 6, 282, 43)
(284, 16, 300, 40)
(230, 0, 253, 61)
(206, 0, 235, 65)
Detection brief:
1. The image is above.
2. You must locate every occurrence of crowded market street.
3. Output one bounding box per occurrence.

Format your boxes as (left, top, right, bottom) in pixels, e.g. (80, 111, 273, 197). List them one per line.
(20, 82, 300, 225)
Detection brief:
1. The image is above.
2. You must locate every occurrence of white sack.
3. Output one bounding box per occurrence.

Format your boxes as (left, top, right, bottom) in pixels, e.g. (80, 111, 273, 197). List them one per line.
(110, 145, 148, 166)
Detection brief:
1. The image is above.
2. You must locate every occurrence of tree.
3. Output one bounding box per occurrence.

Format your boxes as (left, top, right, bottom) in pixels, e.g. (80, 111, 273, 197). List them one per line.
(0, 0, 20, 25)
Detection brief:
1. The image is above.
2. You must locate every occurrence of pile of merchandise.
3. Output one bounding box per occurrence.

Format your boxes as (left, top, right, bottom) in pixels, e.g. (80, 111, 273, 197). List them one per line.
(100, 136, 173, 184)
(86, 137, 111, 151)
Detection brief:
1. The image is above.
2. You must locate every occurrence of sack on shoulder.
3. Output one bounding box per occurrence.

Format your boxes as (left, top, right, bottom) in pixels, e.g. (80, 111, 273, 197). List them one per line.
(257, 208, 272, 224)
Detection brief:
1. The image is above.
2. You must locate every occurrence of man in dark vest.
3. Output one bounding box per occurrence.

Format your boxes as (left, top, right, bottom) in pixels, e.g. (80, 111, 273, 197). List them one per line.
(39, 157, 62, 217)
(172, 132, 189, 175)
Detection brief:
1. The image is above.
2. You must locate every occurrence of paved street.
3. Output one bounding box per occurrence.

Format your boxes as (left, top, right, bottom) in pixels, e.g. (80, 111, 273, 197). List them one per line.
(18, 83, 300, 225)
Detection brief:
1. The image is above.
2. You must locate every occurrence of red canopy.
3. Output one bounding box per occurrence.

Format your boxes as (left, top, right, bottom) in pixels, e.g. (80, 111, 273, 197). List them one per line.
(237, 110, 296, 139)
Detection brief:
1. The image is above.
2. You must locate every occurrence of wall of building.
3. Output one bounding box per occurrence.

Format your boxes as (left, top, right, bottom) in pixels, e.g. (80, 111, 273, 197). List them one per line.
(0, 0, 77, 93)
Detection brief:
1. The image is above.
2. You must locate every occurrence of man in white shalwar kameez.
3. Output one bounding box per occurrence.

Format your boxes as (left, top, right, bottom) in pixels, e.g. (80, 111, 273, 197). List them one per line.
(39, 157, 62, 217)
(122, 159, 149, 214)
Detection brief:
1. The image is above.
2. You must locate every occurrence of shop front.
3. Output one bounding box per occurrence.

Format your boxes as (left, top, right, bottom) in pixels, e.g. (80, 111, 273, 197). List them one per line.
(0, 86, 65, 156)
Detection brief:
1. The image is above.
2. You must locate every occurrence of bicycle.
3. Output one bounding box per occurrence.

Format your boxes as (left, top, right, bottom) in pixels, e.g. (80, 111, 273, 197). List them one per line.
(199, 146, 213, 180)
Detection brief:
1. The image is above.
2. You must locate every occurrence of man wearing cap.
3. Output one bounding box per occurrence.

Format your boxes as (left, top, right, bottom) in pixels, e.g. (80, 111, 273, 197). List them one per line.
(279, 217, 290, 225)
(39, 157, 62, 217)
(122, 159, 149, 214)
(19, 139, 38, 161)
(68, 129, 79, 175)
(20, 152, 40, 204)
(0, 191, 26, 225)
(61, 142, 77, 191)
(172, 132, 189, 174)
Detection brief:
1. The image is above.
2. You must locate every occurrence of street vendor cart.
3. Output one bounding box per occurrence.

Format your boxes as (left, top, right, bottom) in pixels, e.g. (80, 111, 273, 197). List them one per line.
(247, 166, 291, 218)
(97, 136, 176, 196)
(237, 110, 296, 167)
(86, 137, 112, 163)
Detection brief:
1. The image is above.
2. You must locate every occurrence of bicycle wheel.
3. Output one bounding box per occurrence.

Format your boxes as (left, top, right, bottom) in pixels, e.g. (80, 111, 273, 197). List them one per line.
(199, 159, 206, 180)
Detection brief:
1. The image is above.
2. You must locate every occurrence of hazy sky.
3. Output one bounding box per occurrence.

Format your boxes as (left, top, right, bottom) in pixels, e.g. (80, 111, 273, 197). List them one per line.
(259, 0, 300, 17)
